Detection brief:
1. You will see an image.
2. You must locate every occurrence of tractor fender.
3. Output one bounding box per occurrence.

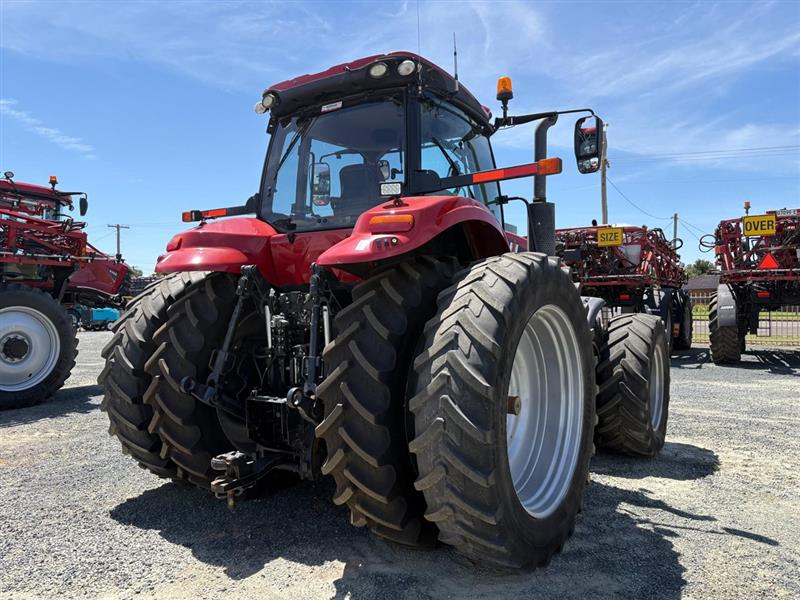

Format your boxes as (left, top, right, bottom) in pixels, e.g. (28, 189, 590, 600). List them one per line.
(316, 195, 509, 271)
(715, 283, 738, 327)
(155, 217, 275, 276)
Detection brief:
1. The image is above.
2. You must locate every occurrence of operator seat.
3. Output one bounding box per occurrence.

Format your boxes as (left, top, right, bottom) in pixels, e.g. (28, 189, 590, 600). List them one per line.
(338, 164, 381, 215)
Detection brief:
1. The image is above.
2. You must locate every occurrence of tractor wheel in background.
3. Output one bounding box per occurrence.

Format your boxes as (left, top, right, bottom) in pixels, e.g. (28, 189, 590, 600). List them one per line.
(143, 272, 240, 489)
(409, 253, 595, 569)
(316, 257, 456, 546)
(673, 291, 693, 350)
(98, 272, 206, 479)
(595, 313, 670, 457)
(0, 284, 77, 410)
(708, 292, 740, 364)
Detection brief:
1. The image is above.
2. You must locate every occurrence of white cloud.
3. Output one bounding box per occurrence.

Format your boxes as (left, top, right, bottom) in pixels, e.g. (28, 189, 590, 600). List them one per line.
(0, 99, 96, 158)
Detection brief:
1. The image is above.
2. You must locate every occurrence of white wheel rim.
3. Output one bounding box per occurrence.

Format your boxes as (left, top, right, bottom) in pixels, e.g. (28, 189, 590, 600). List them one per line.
(506, 304, 584, 519)
(650, 343, 666, 429)
(0, 306, 61, 392)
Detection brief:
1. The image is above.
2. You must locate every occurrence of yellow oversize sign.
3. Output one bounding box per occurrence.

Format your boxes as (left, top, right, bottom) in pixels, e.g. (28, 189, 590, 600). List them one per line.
(597, 227, 623, 246)
(742, 214, 776, 236)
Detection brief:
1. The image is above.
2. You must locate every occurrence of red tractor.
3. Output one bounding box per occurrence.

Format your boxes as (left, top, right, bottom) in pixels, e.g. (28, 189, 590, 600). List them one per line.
(555, 224, 693, 353)
(0, 173, 130, 409)
(704, 206, 800, 363)
(99, 53, 669, 569)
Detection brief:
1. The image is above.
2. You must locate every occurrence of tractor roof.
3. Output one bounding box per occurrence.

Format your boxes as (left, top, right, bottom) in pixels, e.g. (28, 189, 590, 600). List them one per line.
(265, 51, 491, 126)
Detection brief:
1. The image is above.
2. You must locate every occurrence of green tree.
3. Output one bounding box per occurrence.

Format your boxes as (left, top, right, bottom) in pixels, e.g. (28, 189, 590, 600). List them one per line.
(686, 259, 715, 278)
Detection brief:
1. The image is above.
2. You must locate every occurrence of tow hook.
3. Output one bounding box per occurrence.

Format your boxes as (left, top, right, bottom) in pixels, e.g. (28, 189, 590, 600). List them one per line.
(210, 451, 286, 510)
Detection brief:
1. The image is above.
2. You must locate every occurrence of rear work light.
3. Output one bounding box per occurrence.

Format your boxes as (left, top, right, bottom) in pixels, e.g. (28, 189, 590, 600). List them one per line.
(368, 214, 414, 233)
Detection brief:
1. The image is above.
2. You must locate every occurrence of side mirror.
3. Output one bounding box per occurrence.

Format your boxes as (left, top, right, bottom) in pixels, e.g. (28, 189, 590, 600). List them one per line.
(574, 116, 605, 174)
(310, 162, 331, 206)
(79, 195, 88, 216)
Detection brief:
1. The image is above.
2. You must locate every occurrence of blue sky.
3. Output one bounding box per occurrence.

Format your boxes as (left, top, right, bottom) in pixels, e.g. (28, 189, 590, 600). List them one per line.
(1, 0, 798, 273)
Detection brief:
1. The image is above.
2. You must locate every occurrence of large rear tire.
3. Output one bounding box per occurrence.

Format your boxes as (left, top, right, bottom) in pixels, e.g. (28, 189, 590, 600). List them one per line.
(595, 313, 670, 457)
(143, 272, 238, 488)
(409, 254, 595, 569)
(98, 272, 206, 478)
(0, 284, 77, 410)
(316, 257, 455, 546)
(709, 292, 740, 364)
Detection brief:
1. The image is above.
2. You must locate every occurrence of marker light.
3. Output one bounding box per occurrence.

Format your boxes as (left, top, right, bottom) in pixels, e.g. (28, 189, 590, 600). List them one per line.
(397, 60, 416, 76)
(496, 76, 513, 101)
(368, 62, 389, 78)
(368, 214, 414, 233)
(535, 157, 563, 176)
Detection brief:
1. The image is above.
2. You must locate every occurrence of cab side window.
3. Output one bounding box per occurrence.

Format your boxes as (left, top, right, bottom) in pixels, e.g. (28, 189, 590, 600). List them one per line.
(420, 99, 499, 204)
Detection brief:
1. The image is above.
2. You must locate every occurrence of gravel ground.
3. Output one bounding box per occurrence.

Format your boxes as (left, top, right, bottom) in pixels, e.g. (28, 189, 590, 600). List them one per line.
(1, 332, 798, 599)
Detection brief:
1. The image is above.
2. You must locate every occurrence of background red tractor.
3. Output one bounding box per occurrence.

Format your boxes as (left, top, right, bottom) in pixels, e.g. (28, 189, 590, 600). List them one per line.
(0, 172, 130, 409)
(703, 206, 800, 363)
(555, 224, 693, 353)
(99, 52, 670, 569)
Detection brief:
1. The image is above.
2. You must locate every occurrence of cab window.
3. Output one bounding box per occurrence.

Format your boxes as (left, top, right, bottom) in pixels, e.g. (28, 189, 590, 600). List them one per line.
(420, 99, 499, 204)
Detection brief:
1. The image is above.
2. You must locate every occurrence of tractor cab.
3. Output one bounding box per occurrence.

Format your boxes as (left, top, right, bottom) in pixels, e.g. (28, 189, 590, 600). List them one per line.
(177, 52, 605, 276)
(256, 54, 500, 234)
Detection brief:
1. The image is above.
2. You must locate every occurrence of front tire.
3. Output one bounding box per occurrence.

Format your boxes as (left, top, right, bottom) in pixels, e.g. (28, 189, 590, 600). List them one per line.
(0, 284, 77, 410)
(409, 253, 595, 569)
(595, 313, 670, 457)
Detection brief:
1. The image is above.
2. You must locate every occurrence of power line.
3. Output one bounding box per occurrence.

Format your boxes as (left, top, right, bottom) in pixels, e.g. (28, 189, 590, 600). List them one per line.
(612, 145, 800, 162)
(606, 177, 673, 221)
(680, 218, 711, 237)
(679, 221, 704, 243)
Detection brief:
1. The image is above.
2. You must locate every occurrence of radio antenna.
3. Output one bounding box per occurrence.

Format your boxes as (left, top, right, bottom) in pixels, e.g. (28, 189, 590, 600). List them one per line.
(416, 1, 421, 55)
(453, 32, 459, 92)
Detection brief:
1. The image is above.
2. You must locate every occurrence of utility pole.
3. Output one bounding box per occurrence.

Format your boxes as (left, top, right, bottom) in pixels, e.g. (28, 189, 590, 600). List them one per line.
(107, 224, 130, 262)
(600, 123, 609, 224)
(672, 213, 678, 246)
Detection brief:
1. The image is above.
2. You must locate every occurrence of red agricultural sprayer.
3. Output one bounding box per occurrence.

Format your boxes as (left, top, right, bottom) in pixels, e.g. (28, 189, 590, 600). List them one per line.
(0, 172, 130, 409)
(556, 224, 692, 352)
(703, 206, 800, 363)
